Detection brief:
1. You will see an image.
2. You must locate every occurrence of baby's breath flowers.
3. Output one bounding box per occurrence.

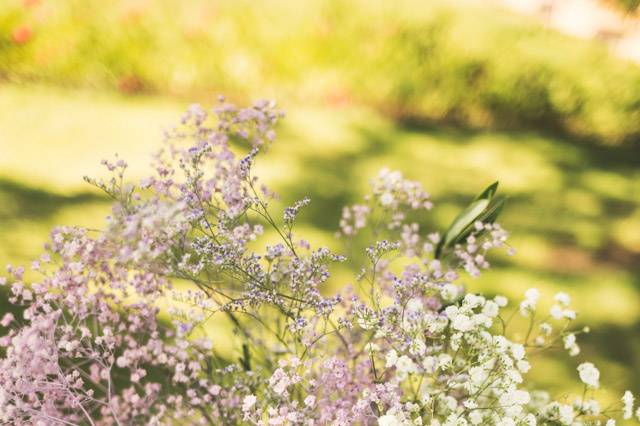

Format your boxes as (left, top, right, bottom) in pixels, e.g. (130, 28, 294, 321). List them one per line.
(0, 99, 636, 425)
(578, 363, 600, 389)
(623, 391, 635, 419)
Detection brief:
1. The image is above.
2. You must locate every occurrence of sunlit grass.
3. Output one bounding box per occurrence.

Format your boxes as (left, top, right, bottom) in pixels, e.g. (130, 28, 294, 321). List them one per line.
(0, 85, 183, 190)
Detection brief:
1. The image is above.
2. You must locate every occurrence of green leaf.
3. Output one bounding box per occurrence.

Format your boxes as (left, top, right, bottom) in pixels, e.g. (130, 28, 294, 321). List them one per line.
(442, 198, 489, 247)
(478, 196, 506, 225)
(450, 196, 507, 246)
(435, 181, 504, 259)
(475, 181, 499, 201)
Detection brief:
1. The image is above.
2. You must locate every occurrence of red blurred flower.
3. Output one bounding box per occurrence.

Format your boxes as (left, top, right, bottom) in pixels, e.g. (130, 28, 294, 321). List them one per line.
(12, 25, 33, 45)
(117, 74, 145, 94)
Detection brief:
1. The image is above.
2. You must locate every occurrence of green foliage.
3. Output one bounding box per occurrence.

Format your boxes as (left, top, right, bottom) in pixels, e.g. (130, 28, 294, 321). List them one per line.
(2, 0, 640, 144)
(613, 0, 640, 13)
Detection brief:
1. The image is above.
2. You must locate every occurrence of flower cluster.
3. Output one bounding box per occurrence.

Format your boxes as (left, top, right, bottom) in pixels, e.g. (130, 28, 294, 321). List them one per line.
(0, 99, 636, 425)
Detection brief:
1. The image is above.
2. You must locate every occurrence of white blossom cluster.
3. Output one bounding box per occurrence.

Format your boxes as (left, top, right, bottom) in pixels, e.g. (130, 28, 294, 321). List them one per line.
(362, 288, 636, 426)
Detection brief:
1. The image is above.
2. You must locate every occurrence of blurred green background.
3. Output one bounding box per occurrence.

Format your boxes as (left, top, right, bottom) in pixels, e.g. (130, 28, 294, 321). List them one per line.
(1, 0, 639, 407)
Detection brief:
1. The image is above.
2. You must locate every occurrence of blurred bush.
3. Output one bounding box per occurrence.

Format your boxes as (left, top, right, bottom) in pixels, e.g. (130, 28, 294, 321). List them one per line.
(2, 0, 640, 144)
(612, 0, 640, 13)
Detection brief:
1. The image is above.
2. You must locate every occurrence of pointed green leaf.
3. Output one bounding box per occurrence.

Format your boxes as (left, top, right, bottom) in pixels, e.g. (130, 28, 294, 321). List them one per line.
(478, 197, 506, 225)
(435, 198, 488, 259)
(450, 197, 507, 246)
(475, 181, 499, 201)
(435, 181, 503, 259)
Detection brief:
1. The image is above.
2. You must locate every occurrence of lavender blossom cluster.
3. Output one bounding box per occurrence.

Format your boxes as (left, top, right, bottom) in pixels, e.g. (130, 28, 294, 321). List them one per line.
(0, 99, 636, 425)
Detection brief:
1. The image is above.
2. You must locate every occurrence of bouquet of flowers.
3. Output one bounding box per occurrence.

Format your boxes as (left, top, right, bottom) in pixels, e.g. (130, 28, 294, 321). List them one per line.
(0, 99, 635, 425)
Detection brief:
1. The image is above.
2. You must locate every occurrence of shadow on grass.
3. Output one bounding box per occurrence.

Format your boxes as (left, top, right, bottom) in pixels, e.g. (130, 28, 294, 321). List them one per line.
(268, 119, 640, 368)
(580, 321, 640, 392)
(0, 177, 106, 222)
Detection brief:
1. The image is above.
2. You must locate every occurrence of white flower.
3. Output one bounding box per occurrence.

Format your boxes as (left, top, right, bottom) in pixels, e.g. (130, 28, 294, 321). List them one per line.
(422, 356, 437, 373)
(420, 387, 431, 404)
(482, 300, 499, 317)
(380, 192, 395, 207)
(469, 366, 488, 387)
(406, 298, 423, 313)
(606, 420, 616, 426)
(273, 380, 288, 395)
(623, 391, 634, 419)
(242, 395, 256, 412)
(579, 398, 600, 415)
(525, 288, 540, 302)
(443, 396, 457, 411)
(577, 363, 599, 389)
(517, 360, 531, 373)
(564, 334, 575, 346)
(473, 313, 492, 328)
(410, 338, 426, 356)
(558, 404, 574, 425)
(551, 304, 576, 320)
(444, 414, 465, 426)
(365, 342, 380, 353)
(464, 293, 484, 309)
(405, 402, 419, 413)
(451, 314, 474, 332)
(494, 335, 509, 353)
(438, 354, 453, 369)
(563, 333, 580, 356)
(357, 310, 379, 330)
(441, 284, 459, 302)
(450, 333, 462, 351)
(550, 305, 563, 320)
(378, 414, 401, 426)
(385, 350, 398, 368)
(554, 292, 571, 306)
(511, 343, 525, 360)
(494, 295, 508, 307)
(304, 395, 315, 407)
(468, 410, 483, 425)
(520, 288, 539, 316)
(463, 399, 477, 410)
(395, 355, 417, 378)
(499, 388, 530, 407)
(540, 322, 552, 335)
(269, 368, 291, 395)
